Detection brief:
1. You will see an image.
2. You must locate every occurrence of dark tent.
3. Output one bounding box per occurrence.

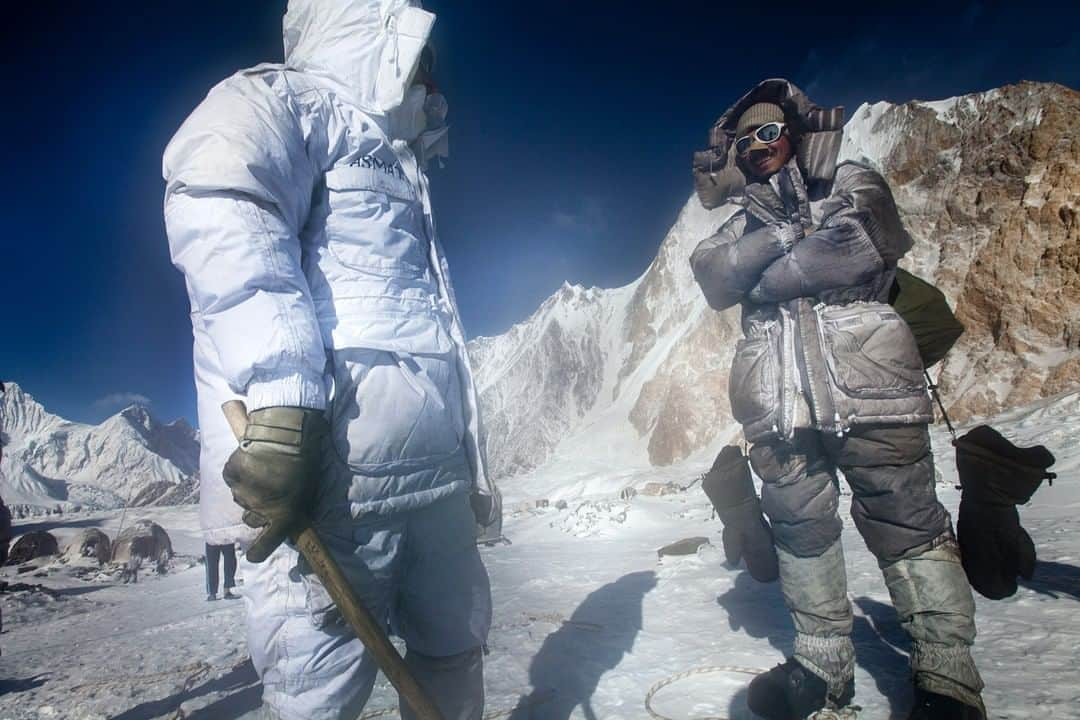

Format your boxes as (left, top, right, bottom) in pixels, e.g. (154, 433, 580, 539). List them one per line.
(112, 520, 173, 564)
(7, 530, 60, 565)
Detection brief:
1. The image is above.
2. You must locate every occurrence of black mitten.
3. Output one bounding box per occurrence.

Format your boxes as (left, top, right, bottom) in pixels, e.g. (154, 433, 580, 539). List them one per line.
(957, 500, 1036, 600)
(703, 446, 779, 582)
(955, 425, 1055, 599)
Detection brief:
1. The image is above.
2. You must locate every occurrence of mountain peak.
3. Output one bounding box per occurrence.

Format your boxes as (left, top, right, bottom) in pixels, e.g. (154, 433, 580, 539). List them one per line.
(468, 81, 1080, 483)
(1, 382, 200, 515)
(119, 404, 156, 433)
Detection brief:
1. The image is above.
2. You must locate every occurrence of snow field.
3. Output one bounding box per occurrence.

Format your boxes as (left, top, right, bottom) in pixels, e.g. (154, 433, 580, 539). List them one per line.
(1, 393, 1078, 719)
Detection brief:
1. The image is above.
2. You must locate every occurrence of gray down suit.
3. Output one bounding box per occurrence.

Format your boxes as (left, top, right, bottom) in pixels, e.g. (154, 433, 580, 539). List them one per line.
(690, 80, 984, 712)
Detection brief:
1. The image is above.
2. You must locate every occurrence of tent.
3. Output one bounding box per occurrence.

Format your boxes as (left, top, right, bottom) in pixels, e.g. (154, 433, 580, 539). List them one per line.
(111, 520, 173, 564)
(63, 528, 112, 565)
(7, 530, 59, 565)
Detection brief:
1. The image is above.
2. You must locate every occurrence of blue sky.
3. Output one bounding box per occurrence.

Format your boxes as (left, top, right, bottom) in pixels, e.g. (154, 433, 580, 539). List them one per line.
(2, 0, 1078, 426)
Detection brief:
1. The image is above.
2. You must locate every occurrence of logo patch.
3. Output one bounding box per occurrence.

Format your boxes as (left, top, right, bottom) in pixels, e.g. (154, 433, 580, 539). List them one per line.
(349, 153, 407, 182)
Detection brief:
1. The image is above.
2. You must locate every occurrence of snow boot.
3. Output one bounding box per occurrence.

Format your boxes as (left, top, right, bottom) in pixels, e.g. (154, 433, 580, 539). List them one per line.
(907, 687, 984, 720)
(207, 593, 218, 601)
(747, 657, 854, 720)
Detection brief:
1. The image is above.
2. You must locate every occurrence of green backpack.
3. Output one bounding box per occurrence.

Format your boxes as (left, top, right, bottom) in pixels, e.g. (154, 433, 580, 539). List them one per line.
(889, 268, 965, 367)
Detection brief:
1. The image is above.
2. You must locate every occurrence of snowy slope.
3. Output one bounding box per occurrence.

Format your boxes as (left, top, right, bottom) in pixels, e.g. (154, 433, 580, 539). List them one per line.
(1, 391, 1076, 719)
(0, 382, 199, 516)
(470, 82, 1080, 487)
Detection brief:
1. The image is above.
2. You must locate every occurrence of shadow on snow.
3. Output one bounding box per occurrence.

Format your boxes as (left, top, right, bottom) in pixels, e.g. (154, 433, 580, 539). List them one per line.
(509, 570, 657, 720)
(1018, 560, 1080, 601)
(109, 659, 260, 720)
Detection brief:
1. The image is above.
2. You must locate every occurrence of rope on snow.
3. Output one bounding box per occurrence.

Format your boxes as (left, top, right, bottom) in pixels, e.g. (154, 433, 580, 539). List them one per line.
(644, 665, 764, 720)
(645, 665, 861, 720)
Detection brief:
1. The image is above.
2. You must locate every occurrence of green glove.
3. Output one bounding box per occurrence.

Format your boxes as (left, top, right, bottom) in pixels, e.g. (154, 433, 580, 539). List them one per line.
(222, 406, 328, 563)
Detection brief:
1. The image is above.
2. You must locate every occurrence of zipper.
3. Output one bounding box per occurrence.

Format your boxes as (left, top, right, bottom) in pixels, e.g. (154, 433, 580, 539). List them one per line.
(778, 307, 797, 440)
(811, 302, 848, 435)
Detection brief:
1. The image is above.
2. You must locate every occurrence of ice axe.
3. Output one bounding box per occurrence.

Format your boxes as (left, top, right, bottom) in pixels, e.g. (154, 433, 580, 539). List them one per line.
(221, 400, 445, 720)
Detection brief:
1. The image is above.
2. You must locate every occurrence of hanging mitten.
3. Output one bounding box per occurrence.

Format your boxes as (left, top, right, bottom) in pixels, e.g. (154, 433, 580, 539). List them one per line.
(703, 446, 779, 582)
(955, 425, 1056, 599)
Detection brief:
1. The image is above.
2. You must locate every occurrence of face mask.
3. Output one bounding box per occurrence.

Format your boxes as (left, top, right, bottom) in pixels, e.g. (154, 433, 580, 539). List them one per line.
(417, 93, 450, 168)
(424, 93, 448, 130)
(388, 85, 429, 142)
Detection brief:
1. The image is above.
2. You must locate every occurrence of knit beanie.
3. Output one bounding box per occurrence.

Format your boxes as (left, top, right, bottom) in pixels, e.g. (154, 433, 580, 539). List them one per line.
(735, 102, 786, 137)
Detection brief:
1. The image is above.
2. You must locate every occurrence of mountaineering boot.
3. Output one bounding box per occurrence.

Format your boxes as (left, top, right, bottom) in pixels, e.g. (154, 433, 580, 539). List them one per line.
(907, 687, 984, 720)
(747, 657, 854, 720)
(207, 593, 218, 601)
(776, 542, 857, 702)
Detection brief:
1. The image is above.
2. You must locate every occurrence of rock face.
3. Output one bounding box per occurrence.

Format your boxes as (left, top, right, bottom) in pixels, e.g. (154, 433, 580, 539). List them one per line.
(840, 83, 1080, 420)
(0, 382, 199, 516)
(469, 81, 1080, 483)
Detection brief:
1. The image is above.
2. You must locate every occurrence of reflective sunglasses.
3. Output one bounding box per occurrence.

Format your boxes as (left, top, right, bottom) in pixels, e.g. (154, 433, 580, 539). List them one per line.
(735, 121, 786, 156)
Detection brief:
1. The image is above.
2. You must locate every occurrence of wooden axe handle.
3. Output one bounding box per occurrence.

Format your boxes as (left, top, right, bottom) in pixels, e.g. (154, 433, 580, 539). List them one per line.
(221, 400, 444, 720)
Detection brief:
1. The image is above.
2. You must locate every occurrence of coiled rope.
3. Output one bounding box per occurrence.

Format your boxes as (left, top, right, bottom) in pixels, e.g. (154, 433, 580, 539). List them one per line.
(643, 665, 860, 720)
(644, 665, 763, 720)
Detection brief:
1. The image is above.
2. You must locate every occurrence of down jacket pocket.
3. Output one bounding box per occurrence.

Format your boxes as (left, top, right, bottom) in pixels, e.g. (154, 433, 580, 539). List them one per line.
(323, 165, 429, 279)
(729, 323, 781, 438)
(816, 303, 925, 400)
(330, 323, 465, 475)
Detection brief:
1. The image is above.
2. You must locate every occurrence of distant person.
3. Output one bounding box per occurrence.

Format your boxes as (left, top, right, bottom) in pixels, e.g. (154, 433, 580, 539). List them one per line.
(204, 542, 238, 601)
(156, 547, 170, 575)
(162, 2, 499, 718)
(2, 383, 13, 567)
(0, 437, 10, 644)
(0, 496, 10, 567)
(120, 554, 141, 584)
(690, 79, 985, 720)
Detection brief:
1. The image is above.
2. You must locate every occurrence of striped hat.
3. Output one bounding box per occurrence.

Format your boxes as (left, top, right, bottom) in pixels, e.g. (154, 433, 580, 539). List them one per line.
(735, 102, 786, 137)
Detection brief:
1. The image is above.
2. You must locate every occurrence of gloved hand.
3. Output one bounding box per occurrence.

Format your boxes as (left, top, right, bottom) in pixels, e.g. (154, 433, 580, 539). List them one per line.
(743, 182, 803, 252)
(223, 406, 328, 563)
(702, 446, 779, 582)
(955, 425, 1056, 599)
(470, 486, 503, 528)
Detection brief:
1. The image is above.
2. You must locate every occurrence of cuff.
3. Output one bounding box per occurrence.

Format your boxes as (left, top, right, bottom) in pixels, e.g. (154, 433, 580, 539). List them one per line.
(770, 223, 799, 252)
(245, 373, 327, 411)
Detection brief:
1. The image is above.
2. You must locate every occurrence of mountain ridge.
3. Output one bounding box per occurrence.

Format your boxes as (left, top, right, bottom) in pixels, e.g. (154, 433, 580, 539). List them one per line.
(468, 81, 1080, 486)
(0, 382, 199, 517)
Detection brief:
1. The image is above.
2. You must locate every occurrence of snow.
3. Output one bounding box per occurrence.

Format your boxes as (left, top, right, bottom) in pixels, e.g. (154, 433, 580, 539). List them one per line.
(837, 102, 903, 172)
(917, 97, 964, 123)
(3, 392, 1078, 719)
(1, 384, 199, 517)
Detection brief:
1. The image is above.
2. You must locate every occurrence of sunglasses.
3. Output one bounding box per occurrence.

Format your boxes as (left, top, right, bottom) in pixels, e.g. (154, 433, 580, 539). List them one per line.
(735, 122, 786, 156)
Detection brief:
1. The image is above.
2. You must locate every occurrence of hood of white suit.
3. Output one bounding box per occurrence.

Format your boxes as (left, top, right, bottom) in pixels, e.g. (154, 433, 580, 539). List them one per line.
(283, 0, 434, 113)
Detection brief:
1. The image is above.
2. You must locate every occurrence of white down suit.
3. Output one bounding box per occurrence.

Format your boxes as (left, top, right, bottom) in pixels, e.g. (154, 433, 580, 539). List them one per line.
(163, 2, 495, 718)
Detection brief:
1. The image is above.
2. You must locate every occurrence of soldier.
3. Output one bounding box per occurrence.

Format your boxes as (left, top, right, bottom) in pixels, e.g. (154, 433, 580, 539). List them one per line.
(691, 79, 984, 720)
(163, 3, 499, 718)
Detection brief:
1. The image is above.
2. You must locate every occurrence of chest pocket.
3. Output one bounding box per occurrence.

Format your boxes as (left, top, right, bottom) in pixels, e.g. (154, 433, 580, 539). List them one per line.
(324, 164, 430, 279)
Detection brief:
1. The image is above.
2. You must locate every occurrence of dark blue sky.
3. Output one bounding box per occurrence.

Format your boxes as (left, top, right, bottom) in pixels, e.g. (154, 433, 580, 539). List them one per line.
(2, 1, 1077, 426)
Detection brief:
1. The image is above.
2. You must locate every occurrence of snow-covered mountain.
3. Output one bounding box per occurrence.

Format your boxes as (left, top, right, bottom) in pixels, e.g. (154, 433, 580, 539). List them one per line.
(0, 382, 199, 516)
(469, 81, 1080, 483)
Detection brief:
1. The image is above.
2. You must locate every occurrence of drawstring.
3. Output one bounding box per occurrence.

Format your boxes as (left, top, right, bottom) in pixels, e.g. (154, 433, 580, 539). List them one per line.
(384, 11, 401, 79)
